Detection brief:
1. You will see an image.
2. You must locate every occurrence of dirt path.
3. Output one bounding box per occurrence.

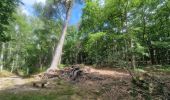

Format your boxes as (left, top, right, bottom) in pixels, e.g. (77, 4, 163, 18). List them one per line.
(0, 75, 35, 91)
(0, 67, 169, 100)
(0, 67, 130, 91)
(89, 67, 129, 77)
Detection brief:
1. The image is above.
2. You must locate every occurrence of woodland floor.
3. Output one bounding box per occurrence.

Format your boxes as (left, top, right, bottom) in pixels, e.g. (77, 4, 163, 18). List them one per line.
(0, 66, 170, 100)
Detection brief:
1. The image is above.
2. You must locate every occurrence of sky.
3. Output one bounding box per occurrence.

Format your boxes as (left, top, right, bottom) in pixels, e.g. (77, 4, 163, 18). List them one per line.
(21, 0, 83, 25)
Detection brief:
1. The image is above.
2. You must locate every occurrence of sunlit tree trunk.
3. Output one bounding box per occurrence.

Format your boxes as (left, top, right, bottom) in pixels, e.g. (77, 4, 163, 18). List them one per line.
(0, 43, 5, 72)
(11, 59, 15, 72)
(7, 43, 14, 72)
(15, 53, 19, 68)
(130, 39, 136, 69)
(48, 0, 73, 71)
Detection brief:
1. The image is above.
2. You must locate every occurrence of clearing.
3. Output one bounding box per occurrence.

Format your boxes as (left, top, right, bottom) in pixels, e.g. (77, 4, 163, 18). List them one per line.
(0, 66, 170, 100)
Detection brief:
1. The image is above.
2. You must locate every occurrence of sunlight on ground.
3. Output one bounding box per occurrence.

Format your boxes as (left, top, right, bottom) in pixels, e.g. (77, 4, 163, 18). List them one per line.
(89, 67, 129, 77)
(0, 67, 169, 100)
(0, 70, 15, 77)
(0, 67, 131, 100)
(0, 76, 34, 91)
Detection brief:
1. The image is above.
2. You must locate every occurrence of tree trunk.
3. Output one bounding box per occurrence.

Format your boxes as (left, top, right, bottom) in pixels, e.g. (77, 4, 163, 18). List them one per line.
(0, 43, 5, 72)
(131, 39, 136, 69)
(48, 1, 73, 71)
(11, 59, 15, 72)
(149, 47, 155, 65)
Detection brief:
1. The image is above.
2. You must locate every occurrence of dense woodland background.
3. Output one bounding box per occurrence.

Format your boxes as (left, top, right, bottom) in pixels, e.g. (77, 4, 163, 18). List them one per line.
(0, 0, 170, 100)
(0, 0, 170, 75)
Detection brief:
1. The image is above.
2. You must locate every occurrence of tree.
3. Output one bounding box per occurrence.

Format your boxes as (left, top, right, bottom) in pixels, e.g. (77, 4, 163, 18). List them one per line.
(0, 0, 20, 71)
(45, 0, 85, 71)
(49, 0, 73, 71)
(0, 0, 20, 42)
(75, 0, 170, 67)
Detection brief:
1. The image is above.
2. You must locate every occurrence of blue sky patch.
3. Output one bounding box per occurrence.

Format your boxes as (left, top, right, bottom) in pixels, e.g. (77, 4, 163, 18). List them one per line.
(21, 0, 83, 25)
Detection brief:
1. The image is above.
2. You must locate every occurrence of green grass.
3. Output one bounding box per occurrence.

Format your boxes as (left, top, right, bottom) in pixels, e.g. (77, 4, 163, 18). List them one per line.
(150, 65, 170, 72)
(0, 79, 86, 100)
(0, 91, 73, 100)
(0, 85, 86, 100)
(136, 65, 170, 74)
(0, 85, 75, 100)
(134, 68, 146, 73)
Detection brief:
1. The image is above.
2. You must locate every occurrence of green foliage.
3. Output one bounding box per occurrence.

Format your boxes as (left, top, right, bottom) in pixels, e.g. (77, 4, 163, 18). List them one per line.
(0, 0, 19, 42)
(0, 0, 170, 74)
(75, 0, 170, 67)
(62, 26, 82, 64)
(0, 4, 63, 74)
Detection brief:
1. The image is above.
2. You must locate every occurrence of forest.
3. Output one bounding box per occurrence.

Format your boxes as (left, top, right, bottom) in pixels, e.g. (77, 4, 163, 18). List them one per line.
(0, 0, 170, 100)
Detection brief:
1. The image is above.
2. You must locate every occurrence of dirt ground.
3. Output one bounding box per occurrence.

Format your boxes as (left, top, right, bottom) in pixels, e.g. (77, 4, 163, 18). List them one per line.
(0, 66, 170, 100)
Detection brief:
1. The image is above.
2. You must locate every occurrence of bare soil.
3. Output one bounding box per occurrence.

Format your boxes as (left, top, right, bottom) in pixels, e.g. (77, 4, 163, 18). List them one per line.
(0, 66, 170, 100)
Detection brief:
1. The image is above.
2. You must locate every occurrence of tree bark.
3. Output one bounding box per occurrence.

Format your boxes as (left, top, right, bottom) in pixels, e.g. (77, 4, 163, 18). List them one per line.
(48, 0, 73, 71)
(0, 43, 5, 72)
(130, 39, 136, 69)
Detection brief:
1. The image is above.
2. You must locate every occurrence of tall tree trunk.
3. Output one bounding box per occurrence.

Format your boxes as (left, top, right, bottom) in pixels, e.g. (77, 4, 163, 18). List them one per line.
(0, 43, 5, 72)
(11, 59, 15, 72)
(130, 39, 136, 69)
(48, 1, 73, 71)
(7, 43, 14, 72)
